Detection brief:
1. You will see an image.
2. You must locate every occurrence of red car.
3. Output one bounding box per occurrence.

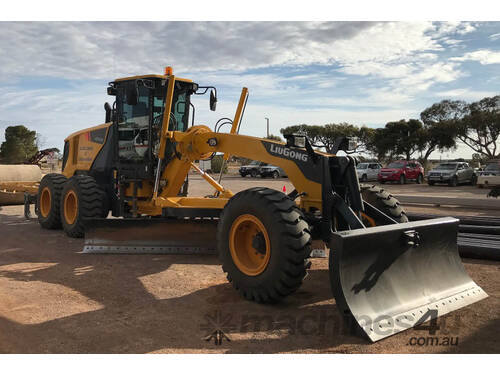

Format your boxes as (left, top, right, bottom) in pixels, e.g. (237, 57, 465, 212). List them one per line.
(378, 160, 424, 184)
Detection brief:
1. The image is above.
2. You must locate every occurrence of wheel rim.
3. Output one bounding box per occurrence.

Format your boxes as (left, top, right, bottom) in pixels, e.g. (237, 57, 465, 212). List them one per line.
(229, 214, 271, 276)
(63, 190, 78, 225)
(40, 187, 51, 218)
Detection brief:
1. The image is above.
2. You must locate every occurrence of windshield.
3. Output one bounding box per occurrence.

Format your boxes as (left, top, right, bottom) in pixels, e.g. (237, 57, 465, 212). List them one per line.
(387, 162, 405, 169)
(485, 163, 500, 171)
(435, 163, 457, 170)
(357, 163, 368, 169)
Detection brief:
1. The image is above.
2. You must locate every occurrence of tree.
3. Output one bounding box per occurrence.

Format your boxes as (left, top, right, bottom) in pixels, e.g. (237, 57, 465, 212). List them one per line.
(420, 96, 500, 158)
(0, 125, 38, 163)
(280, 124, 325, 148)
(371, 119, 425, 161)
(459, 95, 500, 158)
(358, 126, 377, 155)
(280, 123, 364, 153)
(265, 134, 282, 142)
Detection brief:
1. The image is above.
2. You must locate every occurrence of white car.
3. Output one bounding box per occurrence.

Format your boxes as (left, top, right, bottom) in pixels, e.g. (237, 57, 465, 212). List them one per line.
(477, 160, 500, 188)
(356, 162, 382, 182)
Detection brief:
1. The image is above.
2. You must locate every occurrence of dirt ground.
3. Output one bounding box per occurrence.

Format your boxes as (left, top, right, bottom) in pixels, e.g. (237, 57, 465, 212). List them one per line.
(0, 177, 499, 353)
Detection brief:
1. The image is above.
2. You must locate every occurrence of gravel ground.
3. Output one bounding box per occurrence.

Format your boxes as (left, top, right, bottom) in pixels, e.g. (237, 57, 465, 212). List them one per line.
(0, 177, 499, 353)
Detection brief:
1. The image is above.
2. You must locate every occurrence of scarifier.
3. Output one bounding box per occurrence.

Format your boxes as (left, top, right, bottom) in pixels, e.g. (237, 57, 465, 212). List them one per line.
(33, 67, 487, 342)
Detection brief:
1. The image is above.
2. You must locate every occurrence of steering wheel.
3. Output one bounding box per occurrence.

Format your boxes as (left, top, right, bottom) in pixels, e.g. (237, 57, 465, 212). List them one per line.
(152, 112, 177, 129)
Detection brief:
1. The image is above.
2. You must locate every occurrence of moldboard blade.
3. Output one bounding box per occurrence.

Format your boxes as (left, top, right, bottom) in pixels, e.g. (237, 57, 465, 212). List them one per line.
(329, 217, 488, 342)
(84, 218, 218, 254)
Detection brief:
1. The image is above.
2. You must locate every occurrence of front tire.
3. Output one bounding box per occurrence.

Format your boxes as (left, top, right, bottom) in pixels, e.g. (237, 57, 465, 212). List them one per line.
(449, 176, 458, 187)
(217, 188, 311, 303)
(360, 185, 408, 223)
(361, 174, 367, 182)
(37, 173, 68, 229)
(60, 175, 107, 238)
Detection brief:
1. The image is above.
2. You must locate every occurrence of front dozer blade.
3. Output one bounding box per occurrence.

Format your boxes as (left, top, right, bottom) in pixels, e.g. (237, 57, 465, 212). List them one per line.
(84, 218, 218, 254)
(329, 217, 488, 342)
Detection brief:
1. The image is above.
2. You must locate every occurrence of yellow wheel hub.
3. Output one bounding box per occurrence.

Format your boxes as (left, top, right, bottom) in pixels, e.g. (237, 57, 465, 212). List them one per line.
(229, 214, 271, 276)
(40, 187, 51, 218)
(63, 190, 78, 225)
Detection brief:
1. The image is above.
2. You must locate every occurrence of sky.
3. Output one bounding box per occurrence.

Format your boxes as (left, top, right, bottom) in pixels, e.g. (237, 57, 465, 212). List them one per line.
(0, 21, 499, 159)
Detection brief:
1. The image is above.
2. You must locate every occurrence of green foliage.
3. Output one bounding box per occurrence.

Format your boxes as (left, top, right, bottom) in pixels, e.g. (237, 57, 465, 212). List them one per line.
(279, 93, 499, 161)
(280, 122, 366, 153)
(211, 154, 228, 174)
(265, 134, 282, 142)
(0, 125, 38, 164)
(371, 119, 425, 161)
(420, 96, 500, 158)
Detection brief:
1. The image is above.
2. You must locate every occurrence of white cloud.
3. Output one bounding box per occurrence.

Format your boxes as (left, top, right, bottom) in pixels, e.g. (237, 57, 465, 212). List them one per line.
(433, 89, 498, 101)
(0, 21, 476, 82)
(490, 33, 500, 41)
(451, 49, 500, 65)
(0, 21, 492, 158)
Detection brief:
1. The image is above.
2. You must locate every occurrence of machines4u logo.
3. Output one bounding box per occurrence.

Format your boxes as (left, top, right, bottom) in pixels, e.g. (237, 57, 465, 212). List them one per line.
(267, 143, 308, 162)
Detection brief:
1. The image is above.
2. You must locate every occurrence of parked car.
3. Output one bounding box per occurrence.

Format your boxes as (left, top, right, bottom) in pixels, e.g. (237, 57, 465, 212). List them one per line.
(427, 162, 476, 186)
(378, 160, 424, 184)
(239, 160, 266, 177)
(477, 160, 500, 188)
(259, 164, 287, 179)
(356, 162, 382, 182)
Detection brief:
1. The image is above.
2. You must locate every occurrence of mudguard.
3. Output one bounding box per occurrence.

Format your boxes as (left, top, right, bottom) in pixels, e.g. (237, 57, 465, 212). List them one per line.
(329, 217, 488, 342)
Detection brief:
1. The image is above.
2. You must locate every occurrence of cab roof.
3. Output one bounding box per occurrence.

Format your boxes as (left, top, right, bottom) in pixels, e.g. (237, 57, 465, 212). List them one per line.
(114, 74, 193, 83)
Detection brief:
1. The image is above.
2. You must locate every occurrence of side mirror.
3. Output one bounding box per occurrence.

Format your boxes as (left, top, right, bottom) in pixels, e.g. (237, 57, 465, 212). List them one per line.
(126, 82, 139, 106)
(104, 102, 112, 123)
(209, 89, 217, 111)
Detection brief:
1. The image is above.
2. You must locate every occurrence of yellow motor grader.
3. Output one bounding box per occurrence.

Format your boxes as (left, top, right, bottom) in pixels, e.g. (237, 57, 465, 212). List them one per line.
(35, 67, 487, 342)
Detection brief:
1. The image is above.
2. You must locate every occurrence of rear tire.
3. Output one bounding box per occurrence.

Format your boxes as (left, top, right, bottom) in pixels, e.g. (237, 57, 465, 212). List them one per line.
(217, 187, 311, 303)
(37, 173, 68, 229)
(250, 170, 258, 178)
(361, 174, 367, 182)
(272, 170, 280, 179)
(360, 185, 408, 223)
(60, 175, 107, 238)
